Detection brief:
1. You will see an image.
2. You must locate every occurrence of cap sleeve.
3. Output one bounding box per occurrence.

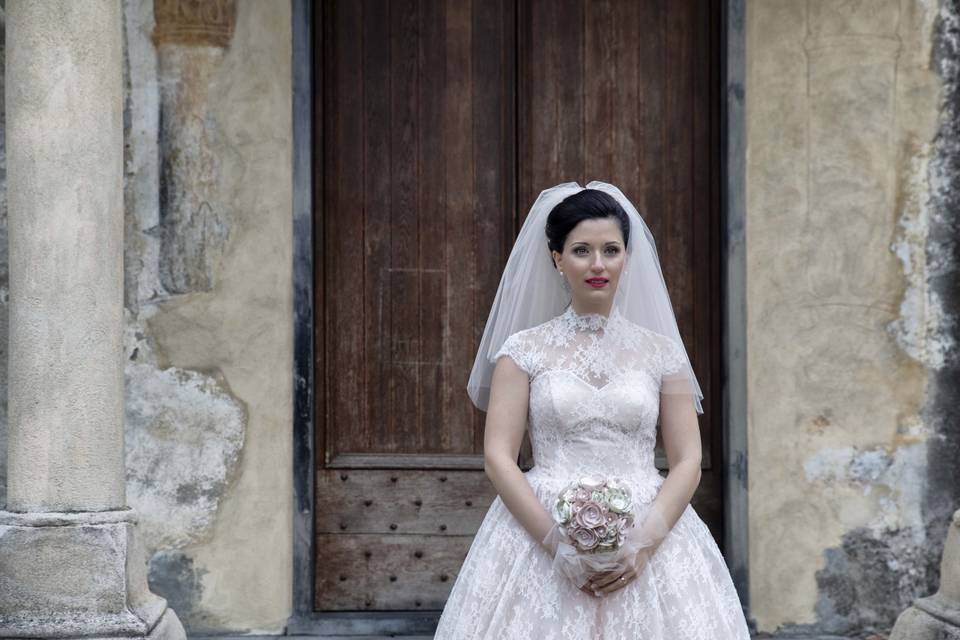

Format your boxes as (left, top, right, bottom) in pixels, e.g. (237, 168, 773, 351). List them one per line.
(493, 331, 535, 377)
(659, 335, 694, 396)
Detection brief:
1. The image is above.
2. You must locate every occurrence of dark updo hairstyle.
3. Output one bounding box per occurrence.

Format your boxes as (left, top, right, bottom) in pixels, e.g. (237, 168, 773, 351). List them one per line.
(544, 189, 630, 269)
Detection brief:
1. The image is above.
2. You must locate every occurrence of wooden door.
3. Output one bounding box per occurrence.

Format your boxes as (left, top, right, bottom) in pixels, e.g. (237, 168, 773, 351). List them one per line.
(313, 0, 721, 614)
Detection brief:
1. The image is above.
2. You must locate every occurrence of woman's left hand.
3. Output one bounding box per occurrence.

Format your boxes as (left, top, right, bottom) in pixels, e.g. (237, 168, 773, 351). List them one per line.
(585, 546, 656, 596)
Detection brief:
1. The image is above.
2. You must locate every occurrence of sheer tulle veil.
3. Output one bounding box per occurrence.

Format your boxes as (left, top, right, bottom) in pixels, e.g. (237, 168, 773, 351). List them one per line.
(466, 180, 703, 415)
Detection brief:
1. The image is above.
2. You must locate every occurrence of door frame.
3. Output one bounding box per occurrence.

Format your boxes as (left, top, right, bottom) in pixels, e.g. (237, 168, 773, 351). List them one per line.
(287, 0, 751, 634)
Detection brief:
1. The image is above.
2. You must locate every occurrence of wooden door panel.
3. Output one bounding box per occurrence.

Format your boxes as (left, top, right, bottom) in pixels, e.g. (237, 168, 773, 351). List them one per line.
(317, 0, 516, 611)
(315, 534, 474, 610)
(322, 0, 515, 464)
(314, 469, 495, 610)
(315, 469, 496, 536)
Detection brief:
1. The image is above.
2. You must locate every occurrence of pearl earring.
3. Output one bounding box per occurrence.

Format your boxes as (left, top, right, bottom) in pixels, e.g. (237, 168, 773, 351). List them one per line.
(559, 269, 571, 293)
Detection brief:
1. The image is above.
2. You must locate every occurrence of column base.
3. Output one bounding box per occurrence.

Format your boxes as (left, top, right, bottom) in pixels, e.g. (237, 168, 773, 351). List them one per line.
(890, 598, 960, 640)
(890, 509, 960, 640)
(0, 509, 185, 639)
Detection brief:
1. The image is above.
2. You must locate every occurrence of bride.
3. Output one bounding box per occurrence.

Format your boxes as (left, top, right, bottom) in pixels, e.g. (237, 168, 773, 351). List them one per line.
(433, 182, 751, 638)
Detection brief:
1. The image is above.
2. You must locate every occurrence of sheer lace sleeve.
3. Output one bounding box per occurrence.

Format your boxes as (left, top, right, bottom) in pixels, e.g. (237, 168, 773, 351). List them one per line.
(493, 331, 535, 378)
(659, 335, 694, 397)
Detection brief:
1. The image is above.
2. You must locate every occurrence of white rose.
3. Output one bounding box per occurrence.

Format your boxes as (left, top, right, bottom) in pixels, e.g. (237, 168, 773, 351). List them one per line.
(579, 475, 604, 491)
(608, 490, 631, 514)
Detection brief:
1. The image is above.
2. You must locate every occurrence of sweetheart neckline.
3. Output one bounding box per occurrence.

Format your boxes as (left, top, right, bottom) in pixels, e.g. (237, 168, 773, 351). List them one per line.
(537, 368, 650, 393)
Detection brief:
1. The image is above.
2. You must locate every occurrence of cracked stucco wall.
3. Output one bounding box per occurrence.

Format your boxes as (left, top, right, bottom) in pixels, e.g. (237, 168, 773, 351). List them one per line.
(747, 0, 959, 635)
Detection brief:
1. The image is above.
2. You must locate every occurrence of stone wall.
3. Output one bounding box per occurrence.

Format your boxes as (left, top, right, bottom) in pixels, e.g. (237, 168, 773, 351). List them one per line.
(746, 0, 960, 634)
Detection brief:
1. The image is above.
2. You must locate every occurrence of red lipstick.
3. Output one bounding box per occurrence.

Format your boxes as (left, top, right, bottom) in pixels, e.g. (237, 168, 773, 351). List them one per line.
(586, 278, 608, 288)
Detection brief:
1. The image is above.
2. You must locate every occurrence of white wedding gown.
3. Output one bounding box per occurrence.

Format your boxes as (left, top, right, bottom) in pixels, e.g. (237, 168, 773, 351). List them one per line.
(434, 305, 751, 639)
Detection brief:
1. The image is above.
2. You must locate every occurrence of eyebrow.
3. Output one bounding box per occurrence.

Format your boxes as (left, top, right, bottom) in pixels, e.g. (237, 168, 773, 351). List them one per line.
(570, 241, 622, 246)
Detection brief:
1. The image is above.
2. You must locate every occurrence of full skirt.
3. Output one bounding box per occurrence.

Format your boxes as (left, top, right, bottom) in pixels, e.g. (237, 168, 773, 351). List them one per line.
(434, 470, 751, 640)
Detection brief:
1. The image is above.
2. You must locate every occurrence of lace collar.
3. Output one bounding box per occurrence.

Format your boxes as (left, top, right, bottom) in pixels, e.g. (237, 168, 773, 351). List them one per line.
(560, 304, 624, 332)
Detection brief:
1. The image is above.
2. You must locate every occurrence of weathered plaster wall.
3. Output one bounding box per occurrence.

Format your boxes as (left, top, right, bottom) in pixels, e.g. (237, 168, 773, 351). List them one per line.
(0, 0, 290, 632)
(746, 0, 959, 635)
(121, 0, 293, 633)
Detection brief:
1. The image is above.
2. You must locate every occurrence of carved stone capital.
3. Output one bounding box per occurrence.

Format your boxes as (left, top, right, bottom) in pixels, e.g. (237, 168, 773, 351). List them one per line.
(152, 0, 236, 48)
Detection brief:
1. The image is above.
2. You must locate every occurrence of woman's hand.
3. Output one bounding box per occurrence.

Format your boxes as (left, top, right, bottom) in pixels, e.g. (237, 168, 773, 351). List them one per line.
(584, 544, 658, 596)
(579, 501, 669, 596)
(544, 524, 636, 596)
(546, 501, 670, 597)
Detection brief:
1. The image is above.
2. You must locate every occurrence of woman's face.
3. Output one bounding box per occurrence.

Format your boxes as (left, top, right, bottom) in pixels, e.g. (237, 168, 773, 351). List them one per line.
(551, 217, 626, 311)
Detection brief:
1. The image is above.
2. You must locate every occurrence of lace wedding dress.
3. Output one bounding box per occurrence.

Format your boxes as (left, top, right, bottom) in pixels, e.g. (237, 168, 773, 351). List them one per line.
(434, 305, 751, 639)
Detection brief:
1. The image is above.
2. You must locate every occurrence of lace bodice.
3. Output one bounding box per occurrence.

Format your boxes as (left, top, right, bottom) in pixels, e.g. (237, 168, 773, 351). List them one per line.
(493, 305, 688, 502)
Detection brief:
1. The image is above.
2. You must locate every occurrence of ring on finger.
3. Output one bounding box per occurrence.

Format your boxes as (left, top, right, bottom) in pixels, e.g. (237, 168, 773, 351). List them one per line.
(597, 574, 631, 593)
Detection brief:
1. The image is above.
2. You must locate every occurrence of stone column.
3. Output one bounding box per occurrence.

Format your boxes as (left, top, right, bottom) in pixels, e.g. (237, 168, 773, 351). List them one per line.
(890, 509, 960, 640)
(0, 2, 184, 638)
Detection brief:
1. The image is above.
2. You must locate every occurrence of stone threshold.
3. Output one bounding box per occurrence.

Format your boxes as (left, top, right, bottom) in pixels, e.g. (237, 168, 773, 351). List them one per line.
(191, 635, 875, 639)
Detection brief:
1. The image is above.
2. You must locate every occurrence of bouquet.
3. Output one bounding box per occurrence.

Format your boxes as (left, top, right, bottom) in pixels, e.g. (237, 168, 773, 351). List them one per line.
(552, 475, 635, 553)
(542, 474, 668, 589)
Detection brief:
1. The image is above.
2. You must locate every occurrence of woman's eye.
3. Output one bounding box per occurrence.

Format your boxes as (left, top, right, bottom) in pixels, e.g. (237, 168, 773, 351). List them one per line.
(572, 246, 619, 255)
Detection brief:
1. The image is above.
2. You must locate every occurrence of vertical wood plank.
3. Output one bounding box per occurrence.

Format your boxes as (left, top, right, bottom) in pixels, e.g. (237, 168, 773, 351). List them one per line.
(611, 0, 640, 191)
(637, 0, 665, 237)
(584, 0, 615, 181)
(691, 0, 713, 471)
(661, 0, 694, 336)
(390, 0, 421, 451)
(328, 1, 365, 458)
(441, 0, 474, 452)
(418, 0, 446, 454)
(471, 0, 514, 452)
(363, 0, 392, 452)
(519, 0, 585, 209)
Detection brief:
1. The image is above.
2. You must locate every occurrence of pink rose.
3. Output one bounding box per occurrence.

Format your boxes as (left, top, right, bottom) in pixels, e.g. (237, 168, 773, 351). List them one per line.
(574, 501, 605, 528)
(572, 526, 600, 551)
